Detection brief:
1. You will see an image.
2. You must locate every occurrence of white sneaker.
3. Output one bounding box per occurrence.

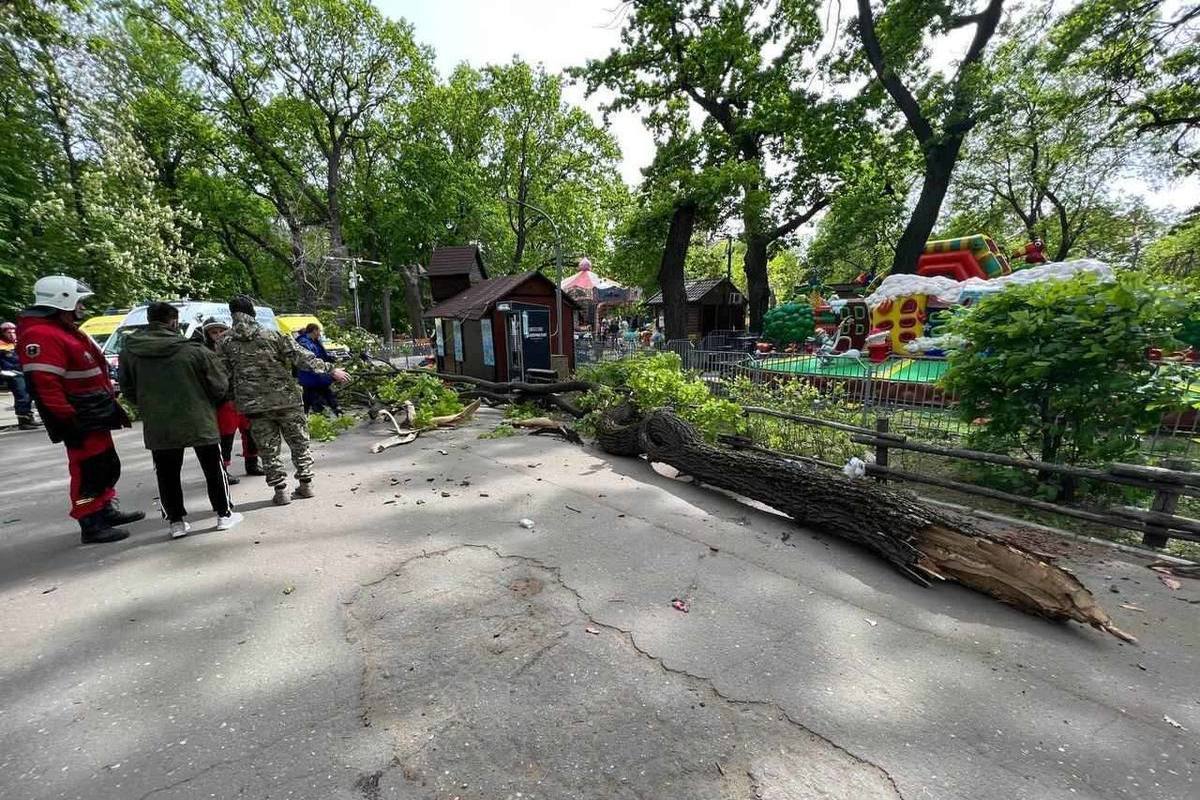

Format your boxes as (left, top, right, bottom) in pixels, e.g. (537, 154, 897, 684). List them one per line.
(169, 520, 191, 539)
(215, 512, 243, 532)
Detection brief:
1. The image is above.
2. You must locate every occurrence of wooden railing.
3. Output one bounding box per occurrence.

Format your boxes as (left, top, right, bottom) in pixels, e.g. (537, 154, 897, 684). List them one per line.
(734, 407, 1200, 548)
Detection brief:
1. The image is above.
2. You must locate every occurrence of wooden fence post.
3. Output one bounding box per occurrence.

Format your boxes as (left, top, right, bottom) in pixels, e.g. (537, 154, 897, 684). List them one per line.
(1142, 458, 1188, 549)
(874, 416, 890, 483)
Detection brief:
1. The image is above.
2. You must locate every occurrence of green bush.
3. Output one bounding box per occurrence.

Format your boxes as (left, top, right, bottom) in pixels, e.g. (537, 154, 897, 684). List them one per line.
(941, 273, 1198, 468)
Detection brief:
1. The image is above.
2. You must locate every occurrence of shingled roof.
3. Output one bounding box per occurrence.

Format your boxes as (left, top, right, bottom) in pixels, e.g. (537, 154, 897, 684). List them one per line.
(644, 277, 732, 305)
(427, 245, 489, 279)
(423, 271, 576, 320)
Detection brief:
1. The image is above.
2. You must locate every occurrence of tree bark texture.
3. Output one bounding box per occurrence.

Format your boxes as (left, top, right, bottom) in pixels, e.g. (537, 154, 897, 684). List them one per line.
(595, 408, 1132, 642)
(891, 142, 961, 274)
(401, 264, 426, 337)
(744, 234, 770, 331)
(658, 202, 695, 341)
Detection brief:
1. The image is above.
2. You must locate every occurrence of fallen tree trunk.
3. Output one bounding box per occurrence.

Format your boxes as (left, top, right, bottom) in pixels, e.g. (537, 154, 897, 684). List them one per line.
(608, 408, 1133, 643)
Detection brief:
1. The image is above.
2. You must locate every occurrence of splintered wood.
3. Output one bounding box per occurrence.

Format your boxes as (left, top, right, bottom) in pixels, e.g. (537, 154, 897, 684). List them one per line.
(916, 526, 1136, 642)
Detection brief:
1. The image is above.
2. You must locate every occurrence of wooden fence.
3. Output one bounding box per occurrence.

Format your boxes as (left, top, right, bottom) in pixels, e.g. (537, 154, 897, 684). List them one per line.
(735, 406, 1200, 549)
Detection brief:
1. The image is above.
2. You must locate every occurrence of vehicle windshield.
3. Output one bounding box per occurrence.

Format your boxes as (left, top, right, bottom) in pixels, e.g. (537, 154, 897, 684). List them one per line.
(103, 325, 147, 356)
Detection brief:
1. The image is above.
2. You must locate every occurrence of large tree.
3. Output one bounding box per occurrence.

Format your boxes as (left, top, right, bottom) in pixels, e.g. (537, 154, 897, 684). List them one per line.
(146, 0, 427, 309)
(951, 39, 1159, 262)
(477, 61, 624, 274)
(853, 0, 1005, 275)
(582, 0, 855, 330)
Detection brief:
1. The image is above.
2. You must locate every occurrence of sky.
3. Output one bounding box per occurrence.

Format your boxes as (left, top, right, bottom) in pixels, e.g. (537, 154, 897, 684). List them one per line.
(374, 0, 1197, 215)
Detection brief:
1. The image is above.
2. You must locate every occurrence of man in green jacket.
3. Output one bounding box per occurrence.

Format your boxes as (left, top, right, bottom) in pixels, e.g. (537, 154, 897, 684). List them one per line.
(119, 302, 242, 538)
(218, 295, 348, 506)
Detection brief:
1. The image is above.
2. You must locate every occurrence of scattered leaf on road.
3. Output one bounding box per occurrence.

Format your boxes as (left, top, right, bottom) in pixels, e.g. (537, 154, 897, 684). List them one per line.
(671, 598, 690, 613)
(282, 586, 295, 595)
(1164, 715, 1187, 731)
(1159, 575, 1183, 591)
(585, 627, 600, 635)
(865, 618, 878, 627)
(41, 586, 57, 595)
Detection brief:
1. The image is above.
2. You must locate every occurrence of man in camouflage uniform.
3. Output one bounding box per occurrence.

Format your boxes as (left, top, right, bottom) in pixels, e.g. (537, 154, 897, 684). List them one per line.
(218, 296, 349, 505)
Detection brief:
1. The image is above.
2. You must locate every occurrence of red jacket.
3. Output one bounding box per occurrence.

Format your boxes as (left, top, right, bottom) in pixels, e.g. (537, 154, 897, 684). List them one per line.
(17, 310, 128, 443)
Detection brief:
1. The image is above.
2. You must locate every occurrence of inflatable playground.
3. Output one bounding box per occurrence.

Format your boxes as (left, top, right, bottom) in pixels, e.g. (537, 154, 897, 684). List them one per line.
(752, 235, 1115, 405)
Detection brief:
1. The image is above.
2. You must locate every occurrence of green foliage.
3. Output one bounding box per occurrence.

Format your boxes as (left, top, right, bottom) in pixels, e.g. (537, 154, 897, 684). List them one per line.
(942, 273, 1200, 466)
(307, 412, 357, 441)
(1049, 0, 1199, 174)
(478, 423, 518, 439)
(376, 373, 463, 428)
(762, 302, 815, 347)
(503, 402, 541, 421)
(316, 318, 378, 355)
(1143, 209, 1200, 282)
(949, 35, 1164, 266)
(723, 376, 866, 464)
(578, 352, 741, 442)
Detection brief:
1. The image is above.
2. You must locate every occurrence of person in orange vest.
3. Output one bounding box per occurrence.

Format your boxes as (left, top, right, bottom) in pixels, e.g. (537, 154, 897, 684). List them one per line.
(17, 276, 145, 544)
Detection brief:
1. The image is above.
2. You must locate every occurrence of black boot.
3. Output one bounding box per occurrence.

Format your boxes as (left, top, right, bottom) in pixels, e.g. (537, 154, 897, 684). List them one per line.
(80, 513, 130, 545)
(103, 501, 146, 527)
(244, 457, 264, 476)
(17, 415, 41, 430)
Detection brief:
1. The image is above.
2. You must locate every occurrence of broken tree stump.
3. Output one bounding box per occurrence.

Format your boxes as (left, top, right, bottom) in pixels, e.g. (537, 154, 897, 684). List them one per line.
(604, 408, 1133, 643)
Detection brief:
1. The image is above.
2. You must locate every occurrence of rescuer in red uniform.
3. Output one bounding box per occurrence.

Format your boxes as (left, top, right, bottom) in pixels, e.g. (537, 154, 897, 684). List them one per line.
(17, 276, 145, 544)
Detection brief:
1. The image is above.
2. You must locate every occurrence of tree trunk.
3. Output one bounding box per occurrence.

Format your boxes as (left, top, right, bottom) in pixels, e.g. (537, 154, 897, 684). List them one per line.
(744, 234, 770, 331)
(890, 140, 962, 274)
(594, 409, 1132, 642)
(659, 202, 695, 341)
(380, 283, 393, 351)
(511, 203, 525, 268)
(289, 221, 317, 311)
(402, 264, 425, 338)
(327, 135, 346, 309)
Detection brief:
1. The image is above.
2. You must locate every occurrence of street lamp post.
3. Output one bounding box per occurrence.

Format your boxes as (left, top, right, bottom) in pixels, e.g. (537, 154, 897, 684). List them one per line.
(500, 196, 564, 358)
(324, 255, 381, 328)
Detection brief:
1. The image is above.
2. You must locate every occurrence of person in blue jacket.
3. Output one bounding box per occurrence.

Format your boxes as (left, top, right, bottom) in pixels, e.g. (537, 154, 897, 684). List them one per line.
(296, 323, 342, 415)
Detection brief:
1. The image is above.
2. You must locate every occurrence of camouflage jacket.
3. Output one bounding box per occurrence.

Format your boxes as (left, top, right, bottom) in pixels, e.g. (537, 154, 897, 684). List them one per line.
(218, 312, 333, 415)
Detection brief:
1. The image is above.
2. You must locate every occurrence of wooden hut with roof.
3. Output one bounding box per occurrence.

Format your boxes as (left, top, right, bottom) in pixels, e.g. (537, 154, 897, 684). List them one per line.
(645, 277, 746, 339)
(423, 246, 576, 382)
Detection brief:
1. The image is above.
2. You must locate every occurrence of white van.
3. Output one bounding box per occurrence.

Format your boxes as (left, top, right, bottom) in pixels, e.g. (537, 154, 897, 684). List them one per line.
(103, 301, 281, 380)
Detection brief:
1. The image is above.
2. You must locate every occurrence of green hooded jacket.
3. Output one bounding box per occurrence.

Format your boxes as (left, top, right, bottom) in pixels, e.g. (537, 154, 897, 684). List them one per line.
(119, 322, 228, 450)
(217, 312, 332, 416)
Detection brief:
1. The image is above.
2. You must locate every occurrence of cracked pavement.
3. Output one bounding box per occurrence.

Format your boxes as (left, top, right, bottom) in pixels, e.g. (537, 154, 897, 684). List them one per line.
(0, 409, 1196, 799)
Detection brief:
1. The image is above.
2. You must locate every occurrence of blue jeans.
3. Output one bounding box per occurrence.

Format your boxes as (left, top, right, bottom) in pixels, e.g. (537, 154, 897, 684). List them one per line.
(3, 373, 32, 416)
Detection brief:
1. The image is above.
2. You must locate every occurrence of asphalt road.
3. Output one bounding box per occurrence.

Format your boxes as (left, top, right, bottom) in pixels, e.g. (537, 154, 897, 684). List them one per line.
(0, 411, 1196, 800)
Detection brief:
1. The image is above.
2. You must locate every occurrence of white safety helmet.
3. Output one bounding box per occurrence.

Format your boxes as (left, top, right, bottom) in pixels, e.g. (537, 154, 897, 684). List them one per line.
(33, 275, 94, 311)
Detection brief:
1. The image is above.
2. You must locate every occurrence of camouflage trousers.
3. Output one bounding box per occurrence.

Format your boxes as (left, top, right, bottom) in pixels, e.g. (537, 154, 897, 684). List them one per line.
(249, 408, 313, 487)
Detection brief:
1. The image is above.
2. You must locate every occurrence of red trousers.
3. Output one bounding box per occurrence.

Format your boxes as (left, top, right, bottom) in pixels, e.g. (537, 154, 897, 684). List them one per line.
(66, 430, 120, 520)
(216, 401, 257, 464)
